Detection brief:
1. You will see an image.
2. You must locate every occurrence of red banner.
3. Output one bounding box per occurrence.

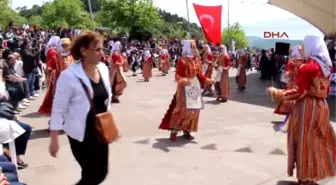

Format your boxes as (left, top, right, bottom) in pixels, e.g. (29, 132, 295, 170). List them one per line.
(193, 3, 222, 45)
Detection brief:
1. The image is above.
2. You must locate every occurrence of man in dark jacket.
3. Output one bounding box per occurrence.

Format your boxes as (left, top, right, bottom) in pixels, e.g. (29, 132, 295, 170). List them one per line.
(20, 39, 41, 98)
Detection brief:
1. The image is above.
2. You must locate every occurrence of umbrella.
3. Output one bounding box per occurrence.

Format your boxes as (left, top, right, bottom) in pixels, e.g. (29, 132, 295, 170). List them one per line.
(268, 0, 336, 35)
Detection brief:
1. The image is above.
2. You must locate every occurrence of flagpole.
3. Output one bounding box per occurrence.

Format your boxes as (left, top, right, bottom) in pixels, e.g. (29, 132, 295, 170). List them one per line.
(227, 0, 230, 49)
(186, 0, 190, 38)
(87, 0, 96, 29)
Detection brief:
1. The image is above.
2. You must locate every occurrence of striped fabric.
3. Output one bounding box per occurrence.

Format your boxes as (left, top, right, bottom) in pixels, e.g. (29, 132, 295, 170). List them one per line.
(287, 80, 336, 181)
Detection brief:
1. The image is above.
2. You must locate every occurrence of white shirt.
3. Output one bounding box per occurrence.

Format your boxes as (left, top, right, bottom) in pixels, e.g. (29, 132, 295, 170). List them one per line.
(14, 60, 24, 77)
(49, 62, 112, 142)
(0, 118, 25, 145)
(0, 80, 8, 98)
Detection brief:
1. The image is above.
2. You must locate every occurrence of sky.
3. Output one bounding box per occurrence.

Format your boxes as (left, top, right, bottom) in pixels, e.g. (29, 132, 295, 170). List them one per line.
(11, 0, 323, 40)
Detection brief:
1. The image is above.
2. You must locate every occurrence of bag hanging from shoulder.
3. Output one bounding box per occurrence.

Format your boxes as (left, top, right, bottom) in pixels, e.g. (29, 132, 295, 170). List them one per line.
(0, 102, 16, 120)
(78, 78, 119, 144)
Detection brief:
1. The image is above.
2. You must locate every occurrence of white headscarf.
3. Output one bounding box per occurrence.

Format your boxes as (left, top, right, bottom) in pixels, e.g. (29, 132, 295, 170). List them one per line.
(144, 50, 151, 60)
(111, 41, 121, 53)
(58, 38, 71, 56)
(45, 36, 60, 56)
(303, 35, 332, 77)
(182, 40, 193, 57)
(220, 45, 228, 56)
(204, 44, 211, 52)
(291, 45, 303, 60)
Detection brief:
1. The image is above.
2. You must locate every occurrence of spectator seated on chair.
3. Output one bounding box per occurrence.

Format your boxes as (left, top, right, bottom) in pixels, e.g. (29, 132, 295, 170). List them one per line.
(2, 121, 31, 170)
(2, 55, 30, 111)
(0, 120, 27, 185)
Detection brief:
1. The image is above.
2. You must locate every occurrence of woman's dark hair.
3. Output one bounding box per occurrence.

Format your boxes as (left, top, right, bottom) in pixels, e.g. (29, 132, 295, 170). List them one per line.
(2, 49, 12, 60)
(70, 31, 103, 60)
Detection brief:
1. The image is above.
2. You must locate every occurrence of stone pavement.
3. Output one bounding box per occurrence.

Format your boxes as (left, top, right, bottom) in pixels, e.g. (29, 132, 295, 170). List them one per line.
(16, 68, 336, 185)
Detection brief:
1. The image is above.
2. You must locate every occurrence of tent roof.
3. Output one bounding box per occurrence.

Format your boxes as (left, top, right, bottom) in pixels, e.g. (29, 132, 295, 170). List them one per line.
(268, 0, 336, 34)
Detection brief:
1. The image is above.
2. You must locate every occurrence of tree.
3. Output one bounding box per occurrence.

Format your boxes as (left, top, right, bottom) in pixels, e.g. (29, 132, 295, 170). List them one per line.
(222, 22, 248, 50)
(0, 0, 27, 28)
(28, 15, 44, 26)
(81, 0, 101, 12)
(129, 25, 152, 41)
(41, 0, 93, 29)
(17, 5, 43, 18)
(99, 0, 162, 30)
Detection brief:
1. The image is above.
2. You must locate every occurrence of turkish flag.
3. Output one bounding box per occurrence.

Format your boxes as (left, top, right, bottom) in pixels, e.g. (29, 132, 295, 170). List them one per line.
(193, 3, 222, 45)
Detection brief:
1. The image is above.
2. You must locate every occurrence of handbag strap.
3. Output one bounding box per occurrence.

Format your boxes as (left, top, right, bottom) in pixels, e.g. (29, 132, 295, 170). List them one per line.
(78, 78, 97, 115)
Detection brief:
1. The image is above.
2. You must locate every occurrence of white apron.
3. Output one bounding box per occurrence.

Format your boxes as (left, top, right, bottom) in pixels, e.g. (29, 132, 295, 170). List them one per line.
(184, 77, 203, 110)
(214, 66, 224, 82)
(202, 63, 208, 75)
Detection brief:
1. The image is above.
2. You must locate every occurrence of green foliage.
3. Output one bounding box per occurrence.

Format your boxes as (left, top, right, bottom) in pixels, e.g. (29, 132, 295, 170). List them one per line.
(41, 0, 93, 29)
(157, 9, 203, 39)
(129, 25, 152, 41)
(17, 5, 43, 18)
(0, 0, 27, 28)
(28, 15, 43, 26)
(9, 0, 204, 40)
(222, 22, 248, 49)
(81, 0, 101, 13)
(99, 0, 162, 30)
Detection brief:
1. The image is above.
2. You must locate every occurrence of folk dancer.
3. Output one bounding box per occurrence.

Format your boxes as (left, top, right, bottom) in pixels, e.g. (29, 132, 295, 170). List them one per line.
(268, 35, 336, 185)
(274, 45, 304, 132)
(214, 45, 231, 102)
(38, 38, 74, 115)
(201, 44, 214, 96)
(44, 36, 60, 86)
(159, 46, 170, 76)
(159, 40, 214, 141)
(110, 41, 127, 103)
(142, 50, 153, 82)
(235, 49, 247, 91)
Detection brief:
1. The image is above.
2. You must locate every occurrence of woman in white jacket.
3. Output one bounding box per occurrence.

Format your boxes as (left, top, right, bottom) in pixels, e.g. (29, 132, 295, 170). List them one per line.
(49, 31, 112, 185)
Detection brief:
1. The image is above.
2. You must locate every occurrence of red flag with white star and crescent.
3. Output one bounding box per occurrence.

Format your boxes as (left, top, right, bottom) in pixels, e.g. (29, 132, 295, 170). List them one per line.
(193, 3, 222, 45)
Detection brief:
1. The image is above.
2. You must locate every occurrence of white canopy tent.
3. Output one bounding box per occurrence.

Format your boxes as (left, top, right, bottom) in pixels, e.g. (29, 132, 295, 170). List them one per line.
(268, 0, 336, 35)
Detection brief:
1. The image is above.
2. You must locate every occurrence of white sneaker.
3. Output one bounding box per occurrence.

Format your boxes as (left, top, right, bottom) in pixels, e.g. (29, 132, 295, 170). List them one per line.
(33, 94, 39, 97)
(22, 98, 30, 103)
(17, 103, 26, 109)
(28, 96, 35, 100)
(20, 101, 30, 106)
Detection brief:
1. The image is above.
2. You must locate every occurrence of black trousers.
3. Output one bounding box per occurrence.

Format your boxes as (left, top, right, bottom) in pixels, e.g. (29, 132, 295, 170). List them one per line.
(68, 125, 109, 185)
(3, 121, 32, 155)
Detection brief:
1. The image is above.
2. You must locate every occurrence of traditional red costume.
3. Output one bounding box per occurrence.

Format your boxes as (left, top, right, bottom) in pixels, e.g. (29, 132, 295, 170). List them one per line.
(159, 40, 213, 141)
(110, 43, 127, 103)
(214, 45, 231, 102)
(142, 50, 153, 81)
(159, 49, 170, 75)
(269, 36, 336, 184)
(274, 46, 304, 115)
(236, 49, 247, 90)
(39, 38, 74, 115)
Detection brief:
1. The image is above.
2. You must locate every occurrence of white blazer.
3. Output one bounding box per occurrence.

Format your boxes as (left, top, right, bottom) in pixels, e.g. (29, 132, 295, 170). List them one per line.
(49, 62, 112, 142)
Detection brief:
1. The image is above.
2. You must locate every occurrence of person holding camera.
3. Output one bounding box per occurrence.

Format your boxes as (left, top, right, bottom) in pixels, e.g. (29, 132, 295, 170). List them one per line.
(20, 38, 41, 98)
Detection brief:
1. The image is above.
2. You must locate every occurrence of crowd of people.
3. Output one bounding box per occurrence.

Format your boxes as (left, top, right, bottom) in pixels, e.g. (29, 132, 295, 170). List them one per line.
(0, 21, 335, 185)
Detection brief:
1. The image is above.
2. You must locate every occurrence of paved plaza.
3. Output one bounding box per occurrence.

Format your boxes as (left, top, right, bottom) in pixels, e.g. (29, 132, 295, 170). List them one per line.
(16, 68, 336, 185)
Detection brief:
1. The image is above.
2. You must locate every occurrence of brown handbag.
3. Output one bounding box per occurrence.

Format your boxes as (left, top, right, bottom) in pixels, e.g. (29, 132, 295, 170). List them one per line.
(79, 78, 119, 144)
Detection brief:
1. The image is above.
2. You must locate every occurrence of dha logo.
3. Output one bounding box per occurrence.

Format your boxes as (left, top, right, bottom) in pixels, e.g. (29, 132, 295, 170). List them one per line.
(263, 31, 289, 39)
